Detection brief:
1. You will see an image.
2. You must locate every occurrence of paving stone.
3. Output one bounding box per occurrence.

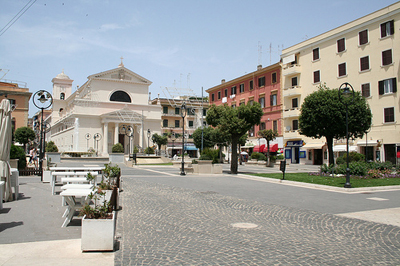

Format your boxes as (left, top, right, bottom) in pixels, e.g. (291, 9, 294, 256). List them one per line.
(114, 178, 400, 265)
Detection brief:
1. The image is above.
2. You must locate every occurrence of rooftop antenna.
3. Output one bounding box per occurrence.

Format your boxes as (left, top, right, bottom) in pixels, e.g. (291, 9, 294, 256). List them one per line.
(0, 69, 10, 80)
(258, 41, 262, 66)
(269, 43, 272, 65)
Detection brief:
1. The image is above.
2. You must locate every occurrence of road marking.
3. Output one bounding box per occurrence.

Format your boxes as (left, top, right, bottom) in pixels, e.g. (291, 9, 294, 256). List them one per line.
(367, 197, 389, 201)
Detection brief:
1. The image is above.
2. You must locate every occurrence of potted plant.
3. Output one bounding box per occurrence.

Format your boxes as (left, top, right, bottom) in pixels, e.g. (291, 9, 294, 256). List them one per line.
(46, 141, 61, 163)
(97, 163, 121, 209)
(80, 188, 116, 252)
(109, 143, 124, 163)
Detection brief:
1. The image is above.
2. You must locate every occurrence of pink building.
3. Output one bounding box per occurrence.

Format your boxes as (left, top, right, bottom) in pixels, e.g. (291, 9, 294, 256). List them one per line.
(206, 63, 283, 152)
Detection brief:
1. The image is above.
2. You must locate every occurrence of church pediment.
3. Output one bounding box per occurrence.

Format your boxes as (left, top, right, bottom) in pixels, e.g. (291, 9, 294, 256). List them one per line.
(89, 67, 152, 85)
(101, 106, 144, 123)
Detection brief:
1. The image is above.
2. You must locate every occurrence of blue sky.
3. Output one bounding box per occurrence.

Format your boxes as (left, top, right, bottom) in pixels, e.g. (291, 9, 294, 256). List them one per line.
(1, 0, 398, 117)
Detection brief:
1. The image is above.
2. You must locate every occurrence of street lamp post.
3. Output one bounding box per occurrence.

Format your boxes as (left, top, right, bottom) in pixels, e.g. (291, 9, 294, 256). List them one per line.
(32, 90, 53, 181)
(180, 102, 187, 176)
(147, 129, 151, 156)
(171, 132, 176, 158)
(120, 125, 134, 160)
(339, 82, 355, 188)
(365, 127, 371, 162)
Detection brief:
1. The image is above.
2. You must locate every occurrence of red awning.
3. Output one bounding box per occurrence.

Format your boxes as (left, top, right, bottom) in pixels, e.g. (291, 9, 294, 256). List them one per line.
(262, 144, 278, 153)
(253, 144, 265, 153)
(270, 144, 279, 153)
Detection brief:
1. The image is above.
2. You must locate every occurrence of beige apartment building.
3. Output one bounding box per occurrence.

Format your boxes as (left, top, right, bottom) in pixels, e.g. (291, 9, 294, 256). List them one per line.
(0, 81, 32, 132)
(150, 96, 208, 158)
(280, 2, 400, 165)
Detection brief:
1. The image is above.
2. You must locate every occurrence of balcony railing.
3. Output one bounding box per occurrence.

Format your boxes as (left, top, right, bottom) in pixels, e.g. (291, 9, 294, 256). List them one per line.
(283, 108, 300, 118)
(283, 86, 302, 97)
(282, 64, 301, 76)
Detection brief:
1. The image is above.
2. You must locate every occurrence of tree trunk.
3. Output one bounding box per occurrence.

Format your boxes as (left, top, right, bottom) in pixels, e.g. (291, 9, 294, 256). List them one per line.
(326, 136, 334, 166)
(231, 137, 238, 174)
(266, 142, 270, 167)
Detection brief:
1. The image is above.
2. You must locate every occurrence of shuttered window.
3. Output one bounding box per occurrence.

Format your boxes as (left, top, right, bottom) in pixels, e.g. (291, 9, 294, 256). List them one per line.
(382, 49, 393, 66)
(359, 30, 368, 45)
(384, 107, 395, 123)
(337, 38, 345, 53)
(379, 78, 397, 95)
(338, 63, 346, 77)
(360, 56, 369, 71)
(361, 83, 370, 97)
(313, 70, 320, 83)
(381, 20, 394, 38)
(312, 48, 319, 61)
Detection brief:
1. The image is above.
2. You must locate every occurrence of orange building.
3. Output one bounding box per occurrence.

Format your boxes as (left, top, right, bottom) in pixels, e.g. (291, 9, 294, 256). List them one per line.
(206, 63, 283, 152)
(0, 81, 32, 132)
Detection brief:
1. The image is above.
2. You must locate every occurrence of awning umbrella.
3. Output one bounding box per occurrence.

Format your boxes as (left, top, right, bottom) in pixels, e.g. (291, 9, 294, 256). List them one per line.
(240, 151, 248, 155)
(0, 99, 12, 202)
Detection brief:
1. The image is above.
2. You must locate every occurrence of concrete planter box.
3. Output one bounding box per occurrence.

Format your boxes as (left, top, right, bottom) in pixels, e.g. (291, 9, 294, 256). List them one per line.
(257, 161, 267, 165)
(109, 153, 124, 163)
(192, 160, 222, 174)
(42, 170, 52, 183)
(81, 211, 116, 252)
(46, 152, 61, 163)
(9, 159, 18, 169)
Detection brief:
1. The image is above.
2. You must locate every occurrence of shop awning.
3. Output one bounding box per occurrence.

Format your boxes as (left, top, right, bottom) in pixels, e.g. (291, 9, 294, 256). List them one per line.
(333, 145, 358, 152)
(270, 144, 278, 153)
(253, 144, 265, 153)
(356, 140, 380, 146)
(302, 142, 325, 149)
(185, 146, 198, 151)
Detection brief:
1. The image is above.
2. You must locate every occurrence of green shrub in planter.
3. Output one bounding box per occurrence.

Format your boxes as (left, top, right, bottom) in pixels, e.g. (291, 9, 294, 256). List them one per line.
(336, 151, 364, 165)
(46, 141, 58, 152)
(250, 152, 266, 161)
(111, 143, 124, 153)
(144, 146, 155, 154)
(368, 161, 393, 171)
(200, 148, 220, 163)
(10, 144, 26, 170)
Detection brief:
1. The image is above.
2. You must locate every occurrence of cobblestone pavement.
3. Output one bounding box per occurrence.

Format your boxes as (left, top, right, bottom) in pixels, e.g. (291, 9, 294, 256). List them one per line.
(115, 176, 400, 265)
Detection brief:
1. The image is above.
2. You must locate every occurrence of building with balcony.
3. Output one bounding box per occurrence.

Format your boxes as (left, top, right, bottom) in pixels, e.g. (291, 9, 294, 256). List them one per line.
(150, 96, 208, 158)
(0, 81, 32, 133)
(280, 2, 400, 164)
(206, 63, 283, 154)
(48, 62, 161, 156)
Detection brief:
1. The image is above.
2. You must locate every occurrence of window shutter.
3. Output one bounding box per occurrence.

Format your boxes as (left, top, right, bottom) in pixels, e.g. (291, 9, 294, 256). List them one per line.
(390, 20, 395, 35)
(379, 80, 384, 95)
(392, 78, 397, 93)
(270, 95, 273, 106)
(381, 23, 386, 37)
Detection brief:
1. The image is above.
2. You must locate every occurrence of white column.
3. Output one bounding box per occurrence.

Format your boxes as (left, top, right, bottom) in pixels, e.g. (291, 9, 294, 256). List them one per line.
(103, 122, 109, 155)
(114, 123, 119, 145)
(74, 118, 79, 151)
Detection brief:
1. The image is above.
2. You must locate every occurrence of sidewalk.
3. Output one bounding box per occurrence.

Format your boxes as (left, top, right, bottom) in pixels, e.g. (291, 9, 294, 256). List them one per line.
(0, 160, 114, 266)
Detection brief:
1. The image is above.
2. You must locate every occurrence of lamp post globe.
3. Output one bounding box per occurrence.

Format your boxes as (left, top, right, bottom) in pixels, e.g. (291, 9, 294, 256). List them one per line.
(338, 82, 355, 188)
(32, 90, 53, 181)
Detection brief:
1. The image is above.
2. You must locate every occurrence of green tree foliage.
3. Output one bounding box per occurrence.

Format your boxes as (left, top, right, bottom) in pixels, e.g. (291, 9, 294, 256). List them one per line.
(258, 129, 279, 166)
(192, 126, 216, 150)
(206, 102, 263, 174)
(14, 126, 35, 152)
(299, 84, 372, 166)
(151, 133, 168, 153)
(336, 151, 365, 165)
(10, 144, 26, 170)
(45, 141, 59, 152)
(111, 143, 124, 153)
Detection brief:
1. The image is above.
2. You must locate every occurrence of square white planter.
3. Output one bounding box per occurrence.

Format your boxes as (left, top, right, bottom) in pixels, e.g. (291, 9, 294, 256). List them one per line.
(81, 211, 116, 252)
(42, 170, 52, 183)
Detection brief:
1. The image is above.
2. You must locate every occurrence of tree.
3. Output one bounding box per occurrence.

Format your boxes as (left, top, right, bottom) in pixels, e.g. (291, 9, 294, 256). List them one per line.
(206, 102, 263, 174)
(151, 133, 168, 155)
(258, 129, 279, 166)
(46, 141, 59, 152)
(299, 84, 372, 166)
(192, 126, 216, 150)
(14, 126, 35, 152)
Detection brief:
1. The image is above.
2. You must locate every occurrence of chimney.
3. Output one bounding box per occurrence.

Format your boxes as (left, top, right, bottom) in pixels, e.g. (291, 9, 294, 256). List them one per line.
(221, 79, 225, 84)
(257, 65, 262, 70)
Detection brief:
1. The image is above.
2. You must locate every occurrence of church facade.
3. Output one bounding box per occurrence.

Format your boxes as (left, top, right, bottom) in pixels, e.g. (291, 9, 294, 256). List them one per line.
(49, 62, 161, 156)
